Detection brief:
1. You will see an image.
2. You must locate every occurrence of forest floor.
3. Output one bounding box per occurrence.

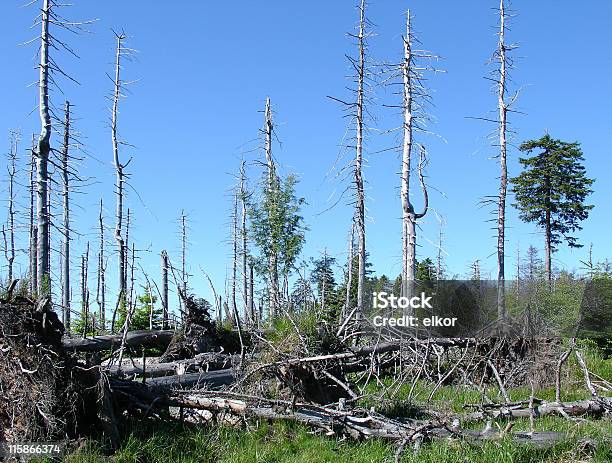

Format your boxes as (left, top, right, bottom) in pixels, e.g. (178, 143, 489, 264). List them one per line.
(49, 378, 612, 463)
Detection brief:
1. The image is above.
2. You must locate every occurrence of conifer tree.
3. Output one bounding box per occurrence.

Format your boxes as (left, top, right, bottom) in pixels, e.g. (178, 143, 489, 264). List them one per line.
(511, 134, 594, 283)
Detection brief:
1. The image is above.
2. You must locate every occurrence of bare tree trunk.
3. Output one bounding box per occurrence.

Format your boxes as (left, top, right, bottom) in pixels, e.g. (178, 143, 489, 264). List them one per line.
(354, 0, 367, 321)
(128, 242, 136, 322)
(81, 242, 89, 337)
(36, 0, 52, 296)
(97, 199, 106, 331)
(124, 208, 131, 300)
(180, 209, 188, 296)
(248, 263, 255, 324)
(239, 161, 249, 324)
(496, 0, 508, 324)
(264, 97, 280, 317)
(29, 135, 38, 294)
(343, 221, 355, 322)
(61, 101, 71, 330)
(400, 12, 429, 302)
(231, 189, 238, 323)
(6, 132, 18, 282)
(112, 33, 127, 310)
(545, 208, 552, 285)
(436, 219, 444, 280)
(161, 250, 169, 330)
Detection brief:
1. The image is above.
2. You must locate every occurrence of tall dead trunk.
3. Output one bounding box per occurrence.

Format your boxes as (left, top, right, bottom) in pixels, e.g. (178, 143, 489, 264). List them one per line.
(161, 250, 169, 329)
(81, 242, 90, 337)
(264, 97, 280, 317)
(354, 0, 367, 321)
(239, 161, 249, 323)
(36, 0, 52, 296)
(124, 208, 131, 301)
(436, 219, 444, 280)
(231, 188, 239, 323)
(97, 199, 106, 331)
(61, 101, 71, 330)
(248, 263, 255, 324)
(496, 0, 509, 324)
(5, 133, 17, 283)
(180, 209, 188, 296)
(342, 220, 355, 323)
(111, 33, 127, 309)
(29, 135, 38, 294)
(400, 12, 429, 302)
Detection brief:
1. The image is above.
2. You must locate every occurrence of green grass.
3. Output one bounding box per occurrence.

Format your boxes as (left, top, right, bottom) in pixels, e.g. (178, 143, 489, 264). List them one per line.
(55, 418, 610, 463)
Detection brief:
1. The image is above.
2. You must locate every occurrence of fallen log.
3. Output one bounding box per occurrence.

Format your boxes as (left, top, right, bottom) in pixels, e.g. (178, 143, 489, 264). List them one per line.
(105, 353, 235, 378)
(63, 330, 175, 352)
(454, 397, 612, 422)
(162, 393, 566, 446)
(146, 369, 235, 389)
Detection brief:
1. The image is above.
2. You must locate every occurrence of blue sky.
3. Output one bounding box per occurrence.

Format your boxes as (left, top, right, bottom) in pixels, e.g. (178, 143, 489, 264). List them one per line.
(1, 1, 610, 308)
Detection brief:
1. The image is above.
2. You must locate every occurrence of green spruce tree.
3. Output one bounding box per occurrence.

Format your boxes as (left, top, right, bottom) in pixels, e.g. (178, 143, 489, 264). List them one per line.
(511, 134, 594, 283)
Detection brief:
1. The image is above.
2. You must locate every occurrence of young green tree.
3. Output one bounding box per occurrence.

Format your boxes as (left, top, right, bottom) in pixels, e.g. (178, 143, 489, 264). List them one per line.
(116, 287, 163, 331)
(250, 173, 306, 317)
(310, 253, 339, 320)
(416, 258, 437, 281)
(511, 134, 594, 283)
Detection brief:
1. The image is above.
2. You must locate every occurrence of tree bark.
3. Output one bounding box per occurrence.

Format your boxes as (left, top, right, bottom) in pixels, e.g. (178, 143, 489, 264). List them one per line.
(496, 0, 508, 325)
(61, 101, 71, 331)
(545, 208, 552, 285)
(29, 136, 38, 294)
(6, 133, 17, 283)
(355, 0, 367, 322)
(111, 33, 127, 310)
(239, 162, 249, 324)
(161, 250, 169, 329)
(36, 0, 52, 296)
(97, 199, 106, 331)
(264, 97, 280, 317)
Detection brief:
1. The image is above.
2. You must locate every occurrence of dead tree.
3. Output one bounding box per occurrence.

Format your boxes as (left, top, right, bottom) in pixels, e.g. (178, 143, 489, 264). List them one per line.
(239, 161, 250, 323)
(81, 242, 90, 336)
(4, 132, 18, 282)
(353, 0, 367, 321)
(263, 97, 280, 316)
(161, 250, 169, 329)
(399, 12, 424, 300)
(343, 220, 355, 322)
(96, 199, 106, 331)
(111, 32, 129, 313)
(180, 209, 188, 297)
(231, 187, 239, 323)
(35, 0, 52, 295)
(29, 135, 37, 293)
(248, 263, 255, 324)
(436, 218, 445, 280)
(492, 0, 517, 325)
(124, 208, 131, 305)
(61, 101, 71, 330)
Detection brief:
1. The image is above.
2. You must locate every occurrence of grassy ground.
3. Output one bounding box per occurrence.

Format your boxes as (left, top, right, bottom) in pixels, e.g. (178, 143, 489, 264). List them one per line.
(56, 416, 611, 463)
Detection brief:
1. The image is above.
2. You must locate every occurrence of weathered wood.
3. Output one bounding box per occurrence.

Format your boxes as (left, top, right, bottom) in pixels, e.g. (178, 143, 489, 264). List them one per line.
(106, 353, 234, 378)
(63, 329, 175, 352)
(146, 392, 565, 446)
(150, 370, 234, 389)
(457, 397, 612, 422)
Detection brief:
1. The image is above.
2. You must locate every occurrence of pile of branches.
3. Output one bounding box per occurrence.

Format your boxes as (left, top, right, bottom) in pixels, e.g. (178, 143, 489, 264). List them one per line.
(1, 291, 610, 457)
